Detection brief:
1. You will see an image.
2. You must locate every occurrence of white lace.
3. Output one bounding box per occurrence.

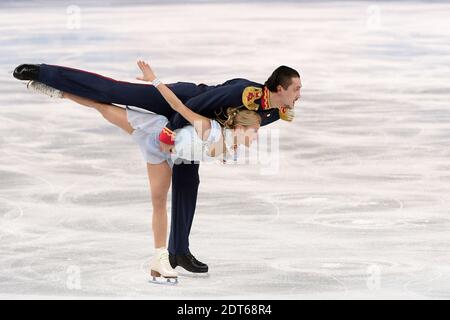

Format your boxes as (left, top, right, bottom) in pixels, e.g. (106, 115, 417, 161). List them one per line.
(159, 251, 171, 266)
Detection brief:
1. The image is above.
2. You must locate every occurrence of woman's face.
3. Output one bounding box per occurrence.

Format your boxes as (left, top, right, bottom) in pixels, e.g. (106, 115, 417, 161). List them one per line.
(233, 123, 260, 147)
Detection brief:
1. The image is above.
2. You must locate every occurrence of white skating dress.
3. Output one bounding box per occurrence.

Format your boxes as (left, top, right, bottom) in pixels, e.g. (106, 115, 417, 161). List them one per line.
(126, 107, 232, 166)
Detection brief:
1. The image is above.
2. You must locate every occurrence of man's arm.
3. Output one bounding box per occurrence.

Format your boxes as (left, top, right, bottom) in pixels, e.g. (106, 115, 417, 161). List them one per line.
(159, 83, 247, 145)
(161, 81, 284, 143)
(155, 83, 213, 141)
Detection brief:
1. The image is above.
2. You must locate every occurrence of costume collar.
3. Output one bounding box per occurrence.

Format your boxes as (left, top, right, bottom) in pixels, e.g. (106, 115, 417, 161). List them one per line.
(261, 86, 273, 110)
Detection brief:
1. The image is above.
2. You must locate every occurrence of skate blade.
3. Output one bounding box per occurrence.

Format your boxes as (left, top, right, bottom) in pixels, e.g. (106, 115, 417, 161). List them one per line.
(177, 271, 210, 279)
(149, 276, 178, 286)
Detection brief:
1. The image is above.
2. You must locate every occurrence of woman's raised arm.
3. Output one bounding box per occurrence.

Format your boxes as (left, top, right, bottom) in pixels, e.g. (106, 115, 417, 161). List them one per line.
(136, 60, 212, 141)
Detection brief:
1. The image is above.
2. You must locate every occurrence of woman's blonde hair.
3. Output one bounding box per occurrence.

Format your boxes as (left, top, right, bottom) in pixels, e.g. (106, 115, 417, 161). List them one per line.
(218, 107, 261, 129)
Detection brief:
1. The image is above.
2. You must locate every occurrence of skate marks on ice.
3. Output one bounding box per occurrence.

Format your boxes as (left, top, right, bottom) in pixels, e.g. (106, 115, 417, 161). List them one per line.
(284, 192, 447, 231)
(266, 257, 441, 299)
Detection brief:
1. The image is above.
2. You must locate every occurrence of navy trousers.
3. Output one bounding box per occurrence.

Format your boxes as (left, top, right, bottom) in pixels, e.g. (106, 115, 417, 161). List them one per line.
(38, 64, 209, 254)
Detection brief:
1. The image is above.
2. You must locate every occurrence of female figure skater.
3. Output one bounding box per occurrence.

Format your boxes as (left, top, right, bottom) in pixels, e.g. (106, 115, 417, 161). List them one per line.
(26, 60, 261, 284)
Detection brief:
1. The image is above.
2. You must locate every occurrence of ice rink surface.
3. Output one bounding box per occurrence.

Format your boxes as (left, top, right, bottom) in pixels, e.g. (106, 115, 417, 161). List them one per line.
(1, 0, 449, 299)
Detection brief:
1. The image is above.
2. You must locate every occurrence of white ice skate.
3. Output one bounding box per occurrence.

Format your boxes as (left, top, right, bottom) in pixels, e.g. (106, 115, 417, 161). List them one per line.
(150, 248, 178, 285)
(27, 80, 63, 99)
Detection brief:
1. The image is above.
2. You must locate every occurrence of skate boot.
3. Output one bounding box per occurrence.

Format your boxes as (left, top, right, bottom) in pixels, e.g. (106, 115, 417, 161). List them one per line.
(150, 248, 178, 285)
(27, 81, 63, 99)
(13, 64, 41, 81)
(169, 251, 208, 273)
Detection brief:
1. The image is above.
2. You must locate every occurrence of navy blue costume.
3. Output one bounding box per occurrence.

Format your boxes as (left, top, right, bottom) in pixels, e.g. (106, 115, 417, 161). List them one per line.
(37, 64, 284, 255)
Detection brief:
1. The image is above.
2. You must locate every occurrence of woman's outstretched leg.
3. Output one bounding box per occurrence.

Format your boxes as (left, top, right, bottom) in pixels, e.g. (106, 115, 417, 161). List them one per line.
(63, 92, 134, 134)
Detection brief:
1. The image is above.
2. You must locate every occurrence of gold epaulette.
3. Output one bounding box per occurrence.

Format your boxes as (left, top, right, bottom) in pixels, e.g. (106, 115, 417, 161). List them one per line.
(242, 86, 262, 111)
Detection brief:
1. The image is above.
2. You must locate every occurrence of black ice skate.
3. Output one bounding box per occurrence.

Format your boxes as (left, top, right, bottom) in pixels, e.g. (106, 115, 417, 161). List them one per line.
(169, 251, 209, 273)
(13, 64, 41, 81)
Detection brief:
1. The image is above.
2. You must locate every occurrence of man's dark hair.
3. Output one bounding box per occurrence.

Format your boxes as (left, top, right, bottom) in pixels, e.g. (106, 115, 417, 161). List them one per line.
(264, 66, 300, 92)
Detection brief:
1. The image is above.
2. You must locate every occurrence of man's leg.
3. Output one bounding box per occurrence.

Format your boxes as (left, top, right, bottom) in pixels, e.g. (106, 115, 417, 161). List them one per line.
(37, 64, 173, 115)
(169, 162, 199, 255)
(168, 162, 208, 273)
(15, 64, 210, 115)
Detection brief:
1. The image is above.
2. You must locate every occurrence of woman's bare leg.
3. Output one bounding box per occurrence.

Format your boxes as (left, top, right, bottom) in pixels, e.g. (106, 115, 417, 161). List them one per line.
(146, 161, 172, 249)
(63, 92, 134, 134)
(63, 92, 173, 249)
(64, 92, 172, 248)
